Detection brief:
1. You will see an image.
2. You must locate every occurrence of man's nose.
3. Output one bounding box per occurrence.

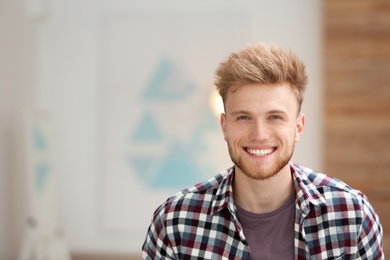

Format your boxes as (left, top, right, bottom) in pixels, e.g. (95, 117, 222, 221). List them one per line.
(248, 120, 270, 141)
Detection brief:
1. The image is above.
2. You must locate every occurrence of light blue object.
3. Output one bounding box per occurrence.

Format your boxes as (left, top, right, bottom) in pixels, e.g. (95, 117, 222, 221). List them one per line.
(143, 57, 196, 101)
(130, 111, 219, 189)
(130, 57, 220, 189)
(150, 141, 203, 188)
(36, 162, 49, 192)
(33, 127, 46, 151)
(132, 112, 163, 142)
(131, 157, 156, 185)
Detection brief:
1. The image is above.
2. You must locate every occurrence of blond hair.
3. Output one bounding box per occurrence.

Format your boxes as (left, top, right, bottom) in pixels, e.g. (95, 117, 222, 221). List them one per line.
(215, 43, 308, 112)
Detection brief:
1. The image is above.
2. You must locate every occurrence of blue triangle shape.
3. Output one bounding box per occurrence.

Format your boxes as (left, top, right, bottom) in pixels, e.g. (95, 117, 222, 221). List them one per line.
(131, 157, 155, 183)
(132, 112, 163, 142)
(36, 162, 49, 192)
(143, 57, 196, 101)
(33, 127, 46, 152)
(150, 142, 203, 188)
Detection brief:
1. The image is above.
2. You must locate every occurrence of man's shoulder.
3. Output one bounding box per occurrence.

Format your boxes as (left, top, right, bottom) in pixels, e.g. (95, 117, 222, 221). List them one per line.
(293, 165, 384, 259)
(293, 164, 365, 203)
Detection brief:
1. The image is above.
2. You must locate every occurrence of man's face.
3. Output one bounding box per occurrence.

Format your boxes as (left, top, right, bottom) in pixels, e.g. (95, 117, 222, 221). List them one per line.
(220, 83, 305, 180)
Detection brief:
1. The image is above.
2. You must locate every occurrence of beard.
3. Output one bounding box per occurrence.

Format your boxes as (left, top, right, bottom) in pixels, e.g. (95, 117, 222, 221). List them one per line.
(227, 141, 295, 181)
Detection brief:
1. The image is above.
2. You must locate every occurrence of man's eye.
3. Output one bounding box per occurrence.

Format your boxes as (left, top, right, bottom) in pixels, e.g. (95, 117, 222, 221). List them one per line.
(270, 115, 281, 120)
(238, 115, 249, 120)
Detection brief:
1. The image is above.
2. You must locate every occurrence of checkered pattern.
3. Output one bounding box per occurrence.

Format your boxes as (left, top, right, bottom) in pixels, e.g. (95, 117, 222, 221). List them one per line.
(142, 163, 385, 259)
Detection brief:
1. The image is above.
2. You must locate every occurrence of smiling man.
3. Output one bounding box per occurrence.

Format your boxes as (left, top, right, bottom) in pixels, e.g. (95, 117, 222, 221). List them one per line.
(142, 43, 385, 259)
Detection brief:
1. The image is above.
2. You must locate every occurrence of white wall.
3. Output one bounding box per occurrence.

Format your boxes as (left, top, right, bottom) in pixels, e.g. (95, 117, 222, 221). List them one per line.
(1, 0, 323, 257)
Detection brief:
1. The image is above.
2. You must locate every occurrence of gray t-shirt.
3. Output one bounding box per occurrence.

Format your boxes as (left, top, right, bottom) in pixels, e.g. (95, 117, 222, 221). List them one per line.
(235, 192, 296, 260)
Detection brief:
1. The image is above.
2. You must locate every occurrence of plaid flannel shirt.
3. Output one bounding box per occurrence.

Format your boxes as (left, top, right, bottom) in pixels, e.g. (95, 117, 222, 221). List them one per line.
(142, 163, 385, 259)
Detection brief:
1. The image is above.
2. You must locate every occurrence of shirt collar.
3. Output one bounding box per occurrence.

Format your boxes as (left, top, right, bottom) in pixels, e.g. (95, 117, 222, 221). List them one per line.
(209, 167, 247, 242)
(209, 164, 328, 217)
(209, 167, 235, 216)
(291, 163, 328, 216)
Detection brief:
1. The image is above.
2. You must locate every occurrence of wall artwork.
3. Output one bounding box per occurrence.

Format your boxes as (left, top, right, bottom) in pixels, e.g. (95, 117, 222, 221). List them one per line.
(100, 11, 248, 243)
(21, 110, 70, 259)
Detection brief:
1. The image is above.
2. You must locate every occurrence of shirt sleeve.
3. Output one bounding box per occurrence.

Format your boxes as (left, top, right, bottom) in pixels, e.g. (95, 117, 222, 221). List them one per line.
(142, 203, 176, 259)
(356, 193, 385, 259)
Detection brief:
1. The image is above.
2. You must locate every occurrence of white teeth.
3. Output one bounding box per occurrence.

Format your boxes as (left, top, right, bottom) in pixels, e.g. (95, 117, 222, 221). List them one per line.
(247, 148, 273, 156)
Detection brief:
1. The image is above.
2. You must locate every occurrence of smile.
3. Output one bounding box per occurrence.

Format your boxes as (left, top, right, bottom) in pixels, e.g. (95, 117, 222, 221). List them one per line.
(246, 148, 274, 156)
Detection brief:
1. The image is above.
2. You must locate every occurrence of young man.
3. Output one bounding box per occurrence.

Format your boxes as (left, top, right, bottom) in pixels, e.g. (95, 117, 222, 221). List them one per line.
(142, 43, 385, 259)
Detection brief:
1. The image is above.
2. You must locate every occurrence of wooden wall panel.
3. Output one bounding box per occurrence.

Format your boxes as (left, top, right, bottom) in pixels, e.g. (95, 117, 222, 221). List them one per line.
(324, 0, 390, 256)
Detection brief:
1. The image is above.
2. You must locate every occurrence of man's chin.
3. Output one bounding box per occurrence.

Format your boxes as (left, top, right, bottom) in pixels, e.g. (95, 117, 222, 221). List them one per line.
(244, 170, 278, 181)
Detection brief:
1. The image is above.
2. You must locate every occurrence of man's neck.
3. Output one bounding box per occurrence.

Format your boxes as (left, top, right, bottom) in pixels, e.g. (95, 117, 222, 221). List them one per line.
(232, 164, 295, 214)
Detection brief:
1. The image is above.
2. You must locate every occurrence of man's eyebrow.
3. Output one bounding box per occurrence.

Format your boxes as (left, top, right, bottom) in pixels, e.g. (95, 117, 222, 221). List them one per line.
(229, 110, 251, 116)
(267, 109, 288, 115)
(230, 109, 288, 115)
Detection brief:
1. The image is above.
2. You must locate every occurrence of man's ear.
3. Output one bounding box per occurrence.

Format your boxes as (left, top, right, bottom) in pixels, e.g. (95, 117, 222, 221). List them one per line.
(220, 113, 228, 142)
(295, 113, 305, 142)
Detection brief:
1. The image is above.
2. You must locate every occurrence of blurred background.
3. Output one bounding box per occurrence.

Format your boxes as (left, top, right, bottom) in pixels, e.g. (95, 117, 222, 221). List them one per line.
(0, 0, 388, 259)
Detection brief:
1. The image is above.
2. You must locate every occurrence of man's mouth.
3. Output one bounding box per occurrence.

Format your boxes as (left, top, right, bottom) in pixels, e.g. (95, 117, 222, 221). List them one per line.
(246, 148, 274, 157)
